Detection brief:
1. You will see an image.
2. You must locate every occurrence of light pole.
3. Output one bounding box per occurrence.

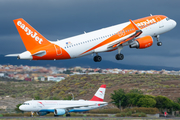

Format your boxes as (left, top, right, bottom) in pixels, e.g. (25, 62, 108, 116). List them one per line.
(68, 92, 74, 100)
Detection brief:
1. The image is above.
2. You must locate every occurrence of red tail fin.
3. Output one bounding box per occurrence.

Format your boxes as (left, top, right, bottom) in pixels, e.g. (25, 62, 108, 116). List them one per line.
(13, 18, 51, 51)
(90, 84, 106, 102)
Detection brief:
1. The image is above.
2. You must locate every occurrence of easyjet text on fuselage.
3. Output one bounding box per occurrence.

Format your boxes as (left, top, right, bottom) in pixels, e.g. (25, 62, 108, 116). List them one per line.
(136, 18, 156, 27)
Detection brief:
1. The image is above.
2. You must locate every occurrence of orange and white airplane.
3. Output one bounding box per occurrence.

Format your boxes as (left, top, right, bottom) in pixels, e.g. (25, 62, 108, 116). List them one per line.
(6, 15, 176, 62)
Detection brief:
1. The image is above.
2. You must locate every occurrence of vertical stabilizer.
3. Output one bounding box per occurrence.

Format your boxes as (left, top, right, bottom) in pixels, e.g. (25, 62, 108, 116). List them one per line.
(90, 84, 106, 101)
(13, 18, 51, 51)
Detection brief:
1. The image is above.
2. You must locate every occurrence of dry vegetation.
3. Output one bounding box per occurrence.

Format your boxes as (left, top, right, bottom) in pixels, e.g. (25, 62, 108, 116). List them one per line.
(0, 78, 55, 98)
(37, 74, 180, 102)
(1, 74, 180, 105)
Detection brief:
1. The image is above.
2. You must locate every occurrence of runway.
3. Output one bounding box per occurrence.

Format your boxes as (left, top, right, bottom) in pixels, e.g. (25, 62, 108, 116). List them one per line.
(0, 117, 180, 120)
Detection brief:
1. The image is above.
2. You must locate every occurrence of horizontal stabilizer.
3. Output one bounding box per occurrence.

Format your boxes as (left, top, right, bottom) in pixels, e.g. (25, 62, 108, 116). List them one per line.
(5, 54, 20, 57)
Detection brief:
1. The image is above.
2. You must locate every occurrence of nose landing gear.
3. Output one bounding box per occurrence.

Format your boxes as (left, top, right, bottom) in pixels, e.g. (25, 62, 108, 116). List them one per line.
(31, 111, 34, 117)
(157, 42, 162, 46)
(155, 35, 162, 46)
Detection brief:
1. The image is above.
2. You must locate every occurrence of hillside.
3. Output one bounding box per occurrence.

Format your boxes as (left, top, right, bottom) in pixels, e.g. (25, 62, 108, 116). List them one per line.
(38, 74, 180, 102)
(1, 74, 180, 110)
(0, 78, 55, 109)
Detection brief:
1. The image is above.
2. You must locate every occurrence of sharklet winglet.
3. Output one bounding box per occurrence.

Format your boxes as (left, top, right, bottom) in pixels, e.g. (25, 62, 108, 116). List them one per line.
(129, 19, 141, 31)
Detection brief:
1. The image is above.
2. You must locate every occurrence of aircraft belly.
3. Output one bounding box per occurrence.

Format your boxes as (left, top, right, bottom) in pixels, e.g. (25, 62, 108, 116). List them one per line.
(67, 47, 93, 58)
(94, 45, 108, 53)
(69, 106, 98, 112)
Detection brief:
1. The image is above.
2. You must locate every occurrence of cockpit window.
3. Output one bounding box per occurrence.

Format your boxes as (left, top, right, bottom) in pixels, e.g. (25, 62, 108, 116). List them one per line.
(23, 103, 29, 105)
(166, 17, 170, 21)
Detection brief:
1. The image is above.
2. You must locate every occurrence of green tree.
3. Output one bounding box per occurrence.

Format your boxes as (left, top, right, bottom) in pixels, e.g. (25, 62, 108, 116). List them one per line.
(155, 95, 173, 110)
(176, 97, 180, 104)
(111, 89, 127, 108)
(126, 93, 142, 107)
(172, 102, 180, 111)
(14, 104, 23, 113)
(137, 97, 156, 107)
(125, 89, 146, 107)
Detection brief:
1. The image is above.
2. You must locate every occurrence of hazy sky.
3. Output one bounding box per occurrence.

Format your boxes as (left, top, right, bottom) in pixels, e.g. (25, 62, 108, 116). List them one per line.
(0, 0, 180, 68)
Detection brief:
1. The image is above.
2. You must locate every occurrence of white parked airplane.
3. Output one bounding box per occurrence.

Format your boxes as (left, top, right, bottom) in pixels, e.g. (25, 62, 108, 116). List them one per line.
(6, 15, 176, 62)
(19, 84, 107, 117)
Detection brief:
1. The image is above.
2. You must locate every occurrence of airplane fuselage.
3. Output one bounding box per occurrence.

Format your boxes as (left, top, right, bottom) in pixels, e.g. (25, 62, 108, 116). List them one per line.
(20, 100, 107, 112)
(57, 16, 175, 59)
(7, 15, 176, 62)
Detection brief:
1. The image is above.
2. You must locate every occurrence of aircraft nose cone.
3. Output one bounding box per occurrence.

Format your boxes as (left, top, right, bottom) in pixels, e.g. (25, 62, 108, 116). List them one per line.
(172, 20, 177, 28)
(19, 105, 24, 111)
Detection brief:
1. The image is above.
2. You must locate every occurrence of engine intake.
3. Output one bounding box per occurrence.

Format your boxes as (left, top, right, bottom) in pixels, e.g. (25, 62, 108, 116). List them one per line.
(54, 109, 66, 116)
(129, 36, 153, 49)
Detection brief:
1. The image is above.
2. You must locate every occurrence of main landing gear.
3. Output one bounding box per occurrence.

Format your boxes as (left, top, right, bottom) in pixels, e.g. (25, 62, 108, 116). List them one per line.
(93, 45, 124, 62)
(155, 35, 162, 46)
(66, 113, 71, 117)
(115, 45, 124, 60)
(93, 53, 102, 62)
(116, 54, 124, 60)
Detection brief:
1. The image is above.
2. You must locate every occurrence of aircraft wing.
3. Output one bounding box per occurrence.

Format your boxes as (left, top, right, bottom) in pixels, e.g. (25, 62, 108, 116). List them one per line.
(54, 103, 108, 110)
(108, 19, 142, 49)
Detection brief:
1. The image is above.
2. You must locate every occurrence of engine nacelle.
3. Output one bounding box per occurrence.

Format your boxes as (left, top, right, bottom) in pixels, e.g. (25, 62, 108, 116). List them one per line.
(54, 109, 66, 116)
(129, 36, 153, 49)
(36, 112, 48, 116)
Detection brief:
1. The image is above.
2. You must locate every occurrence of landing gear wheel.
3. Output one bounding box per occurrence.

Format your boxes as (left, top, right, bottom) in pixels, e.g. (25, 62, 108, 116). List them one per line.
(93, 55, 102, 62)
(157, 42, 162, 46)
(54, 115, 59, 117)
(30, 112, 34, 117)
(66, 114, 71, 117)
(115, 54, 124, 60)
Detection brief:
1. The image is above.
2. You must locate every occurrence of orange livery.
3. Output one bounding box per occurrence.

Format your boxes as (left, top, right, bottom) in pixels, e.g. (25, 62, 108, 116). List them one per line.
(6, 15, 176, 62)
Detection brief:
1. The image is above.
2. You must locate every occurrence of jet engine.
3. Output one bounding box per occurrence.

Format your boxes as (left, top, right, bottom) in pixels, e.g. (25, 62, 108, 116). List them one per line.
(129, 36, 153, 49)
(36, 112, 49, 116)
(54, 109, 66, 116)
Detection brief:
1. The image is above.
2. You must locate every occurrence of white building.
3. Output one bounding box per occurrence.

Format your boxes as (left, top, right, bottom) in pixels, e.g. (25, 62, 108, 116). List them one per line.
(0, 73, 5, 77)
(47, 76, 65, 82)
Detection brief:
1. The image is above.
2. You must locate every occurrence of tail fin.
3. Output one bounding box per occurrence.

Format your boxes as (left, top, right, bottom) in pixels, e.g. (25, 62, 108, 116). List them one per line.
(90, 84, 106, 101)
(13, 18, 51, 51)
